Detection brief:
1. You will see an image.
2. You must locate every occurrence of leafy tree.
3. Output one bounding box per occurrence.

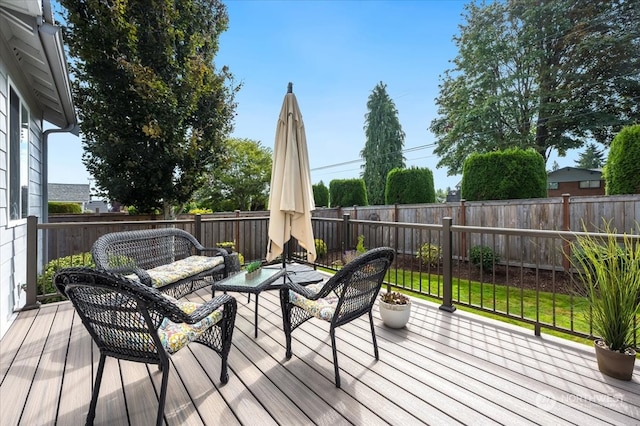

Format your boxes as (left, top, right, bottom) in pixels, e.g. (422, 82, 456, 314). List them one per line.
(312, 181, 329, 207)
(361, 82, 405, 205)
(605, 124, 640, 195)
(574, 143, 605, 169)
(430, 0, 640, 176)
(194, 138, 272, 211)
(60, 0, 239, 216)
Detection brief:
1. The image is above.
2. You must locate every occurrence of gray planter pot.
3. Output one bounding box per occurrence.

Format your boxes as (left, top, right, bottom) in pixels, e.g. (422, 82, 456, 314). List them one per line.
(594, 339, 636, 381)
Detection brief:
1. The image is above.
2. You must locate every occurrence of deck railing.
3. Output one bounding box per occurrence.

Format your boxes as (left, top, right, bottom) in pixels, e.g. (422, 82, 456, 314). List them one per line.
(25, 213, 639, 347)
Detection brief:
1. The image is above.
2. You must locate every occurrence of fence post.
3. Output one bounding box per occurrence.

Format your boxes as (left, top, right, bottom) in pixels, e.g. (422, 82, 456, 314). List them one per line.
(562, 193, 571, 271)
(342, 213, 351, 252)
(460, 199, 466, 262)
(440, 217, 456, 313)
(24, 215, 40, 310)
(194, 214, 202, 243)
(234, 210, 241, 254)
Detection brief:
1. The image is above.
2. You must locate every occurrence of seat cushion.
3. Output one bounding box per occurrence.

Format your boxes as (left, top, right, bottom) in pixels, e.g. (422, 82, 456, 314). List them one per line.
(288, 282, 339, 322)
(157, 295, 224, 354)
(127, 255, 224, 288)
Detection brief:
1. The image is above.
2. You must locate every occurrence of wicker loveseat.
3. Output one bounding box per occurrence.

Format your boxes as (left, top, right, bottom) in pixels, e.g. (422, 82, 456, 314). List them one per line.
(91, 228, 240, 299)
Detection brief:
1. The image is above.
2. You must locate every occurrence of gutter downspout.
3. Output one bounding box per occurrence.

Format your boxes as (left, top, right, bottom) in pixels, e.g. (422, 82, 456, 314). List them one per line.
(22, 123, 80, 312)
(42, 124, 80, 224)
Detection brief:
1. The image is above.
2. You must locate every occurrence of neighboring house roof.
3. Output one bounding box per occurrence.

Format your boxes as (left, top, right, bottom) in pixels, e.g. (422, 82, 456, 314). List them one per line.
(547, 167, 603, 183)
(48, 183, 90, 203)
(0, 0, 76, 128)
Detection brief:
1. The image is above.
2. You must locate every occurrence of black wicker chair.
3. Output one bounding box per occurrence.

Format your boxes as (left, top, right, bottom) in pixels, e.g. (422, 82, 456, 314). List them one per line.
(280, 247, 395, 388)
(54, 267, 237, 426)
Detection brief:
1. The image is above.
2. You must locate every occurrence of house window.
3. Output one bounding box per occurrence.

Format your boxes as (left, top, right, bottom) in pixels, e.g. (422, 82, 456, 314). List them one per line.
(547, 182, 559, 190)
(579, 180, 601, 189)
(9, 87, 30, 221)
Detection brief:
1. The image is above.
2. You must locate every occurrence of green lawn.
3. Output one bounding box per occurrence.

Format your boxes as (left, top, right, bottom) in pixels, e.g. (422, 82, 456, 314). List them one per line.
(318, 265, 639, 349)
(384, 268, 640, 347)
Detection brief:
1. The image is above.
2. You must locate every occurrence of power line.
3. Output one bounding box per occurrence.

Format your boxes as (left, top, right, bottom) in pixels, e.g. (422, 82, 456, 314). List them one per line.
(310, 143, 436, 172)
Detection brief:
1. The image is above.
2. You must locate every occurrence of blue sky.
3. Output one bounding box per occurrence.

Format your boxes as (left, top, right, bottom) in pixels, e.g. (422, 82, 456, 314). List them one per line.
(48, 0, 577, 193)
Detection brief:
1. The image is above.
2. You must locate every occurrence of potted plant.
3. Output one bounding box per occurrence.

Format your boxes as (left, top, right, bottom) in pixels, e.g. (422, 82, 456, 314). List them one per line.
(570, 224, 640, 381)
(379, 290, 411, 328)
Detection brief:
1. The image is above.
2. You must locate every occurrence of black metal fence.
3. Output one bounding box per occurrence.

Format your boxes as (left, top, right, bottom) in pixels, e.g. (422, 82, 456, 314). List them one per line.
(26, 213, 639, 347)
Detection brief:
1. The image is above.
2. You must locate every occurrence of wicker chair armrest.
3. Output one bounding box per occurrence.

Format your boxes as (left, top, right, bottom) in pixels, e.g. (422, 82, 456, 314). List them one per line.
(179, 294, 236, 324)
(129, 267, 153, 286)
(286, 281, 319, 300)
(198, 247, 226, 257)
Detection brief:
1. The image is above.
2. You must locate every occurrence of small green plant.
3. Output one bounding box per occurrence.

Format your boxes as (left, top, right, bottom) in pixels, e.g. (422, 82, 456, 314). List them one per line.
(216, 241, 244, 264)
(470, 245, 499, 271)
(570, 223, 640, 352)
(314, 239, 327, 257)
(380, 291, 410, 305)
(416, 243, 442, 266)
(38, 252, 95, 303)
(245, 260, 262, 273)
(356, 235, 366, 254)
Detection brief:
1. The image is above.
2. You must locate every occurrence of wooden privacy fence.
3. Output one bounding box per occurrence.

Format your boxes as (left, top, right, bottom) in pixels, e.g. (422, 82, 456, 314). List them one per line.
(314, 193, 640, 234)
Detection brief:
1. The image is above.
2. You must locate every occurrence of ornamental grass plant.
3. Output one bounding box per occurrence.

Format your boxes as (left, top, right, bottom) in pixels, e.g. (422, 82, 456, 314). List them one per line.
(570, 223, 640, 353)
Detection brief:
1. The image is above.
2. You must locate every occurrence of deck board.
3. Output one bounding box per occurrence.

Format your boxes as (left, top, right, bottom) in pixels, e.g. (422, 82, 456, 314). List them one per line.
(2, 282, 640, 426)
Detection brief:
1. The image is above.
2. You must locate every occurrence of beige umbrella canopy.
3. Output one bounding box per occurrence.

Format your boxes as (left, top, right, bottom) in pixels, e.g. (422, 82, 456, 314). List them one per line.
(266, 83, 316, 263)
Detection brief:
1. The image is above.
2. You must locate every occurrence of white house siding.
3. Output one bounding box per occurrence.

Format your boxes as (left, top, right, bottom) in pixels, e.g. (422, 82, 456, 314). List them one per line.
(0, 50, 15, 337)
(0, 49, 45, 337)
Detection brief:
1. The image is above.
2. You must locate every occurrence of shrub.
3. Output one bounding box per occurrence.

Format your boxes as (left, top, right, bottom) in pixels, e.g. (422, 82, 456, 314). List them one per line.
(329, 178, 368, 207)
(314, 239, 327, 257)
(216, 241, 244, 264)
(356, 235, 366, 254)
(416, 243, 442, 266)
(188, 207, 213, 215)
(312, 181, 329, 207)
(385, 167, 436, 204)
(48, 202, 82, 214)
(461, 148, 547, 201)
(605, 124, 640, 195)
(470, 245, 499, 271)
(38, 252, 95, 303)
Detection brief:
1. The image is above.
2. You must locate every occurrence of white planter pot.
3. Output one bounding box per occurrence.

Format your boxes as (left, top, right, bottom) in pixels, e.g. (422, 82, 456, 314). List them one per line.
(379, 299, 411, 328)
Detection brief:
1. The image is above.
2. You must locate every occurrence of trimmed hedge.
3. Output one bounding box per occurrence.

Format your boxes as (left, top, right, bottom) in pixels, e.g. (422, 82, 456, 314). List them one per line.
(313, 181, 329, 207)
(385, 166, 436, 204)
(48, 202, 82, 214)
(329, 178, 368, 207)
(461, 148, 547, 201)
(605, 124, 640, 195)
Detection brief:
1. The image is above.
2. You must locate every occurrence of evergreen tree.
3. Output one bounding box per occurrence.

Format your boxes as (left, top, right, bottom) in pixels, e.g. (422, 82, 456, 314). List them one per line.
(60, 0, 239, 216)
(430, 0, 640, 175)
(574, 143, 605, 169)
(361, 82, 405, 205)
(312, 181, 329, 207)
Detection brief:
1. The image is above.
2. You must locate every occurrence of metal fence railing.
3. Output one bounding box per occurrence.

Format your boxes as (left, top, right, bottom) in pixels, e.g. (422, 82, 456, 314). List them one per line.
(26, 213, 639, 348)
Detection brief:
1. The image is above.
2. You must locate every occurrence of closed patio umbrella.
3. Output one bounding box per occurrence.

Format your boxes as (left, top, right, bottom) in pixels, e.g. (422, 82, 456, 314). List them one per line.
(266, 82, 316, 264)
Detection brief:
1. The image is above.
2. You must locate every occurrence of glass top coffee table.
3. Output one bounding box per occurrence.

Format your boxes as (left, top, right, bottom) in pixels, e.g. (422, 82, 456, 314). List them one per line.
(212, 268, 286, 338)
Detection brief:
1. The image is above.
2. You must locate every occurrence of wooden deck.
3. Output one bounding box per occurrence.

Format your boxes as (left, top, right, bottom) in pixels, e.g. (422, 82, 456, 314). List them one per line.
(1, 283, 639, 425)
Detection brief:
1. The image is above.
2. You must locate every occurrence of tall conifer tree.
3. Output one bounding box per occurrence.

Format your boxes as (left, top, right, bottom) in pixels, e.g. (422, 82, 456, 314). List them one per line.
(361, 82, 405, 205)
